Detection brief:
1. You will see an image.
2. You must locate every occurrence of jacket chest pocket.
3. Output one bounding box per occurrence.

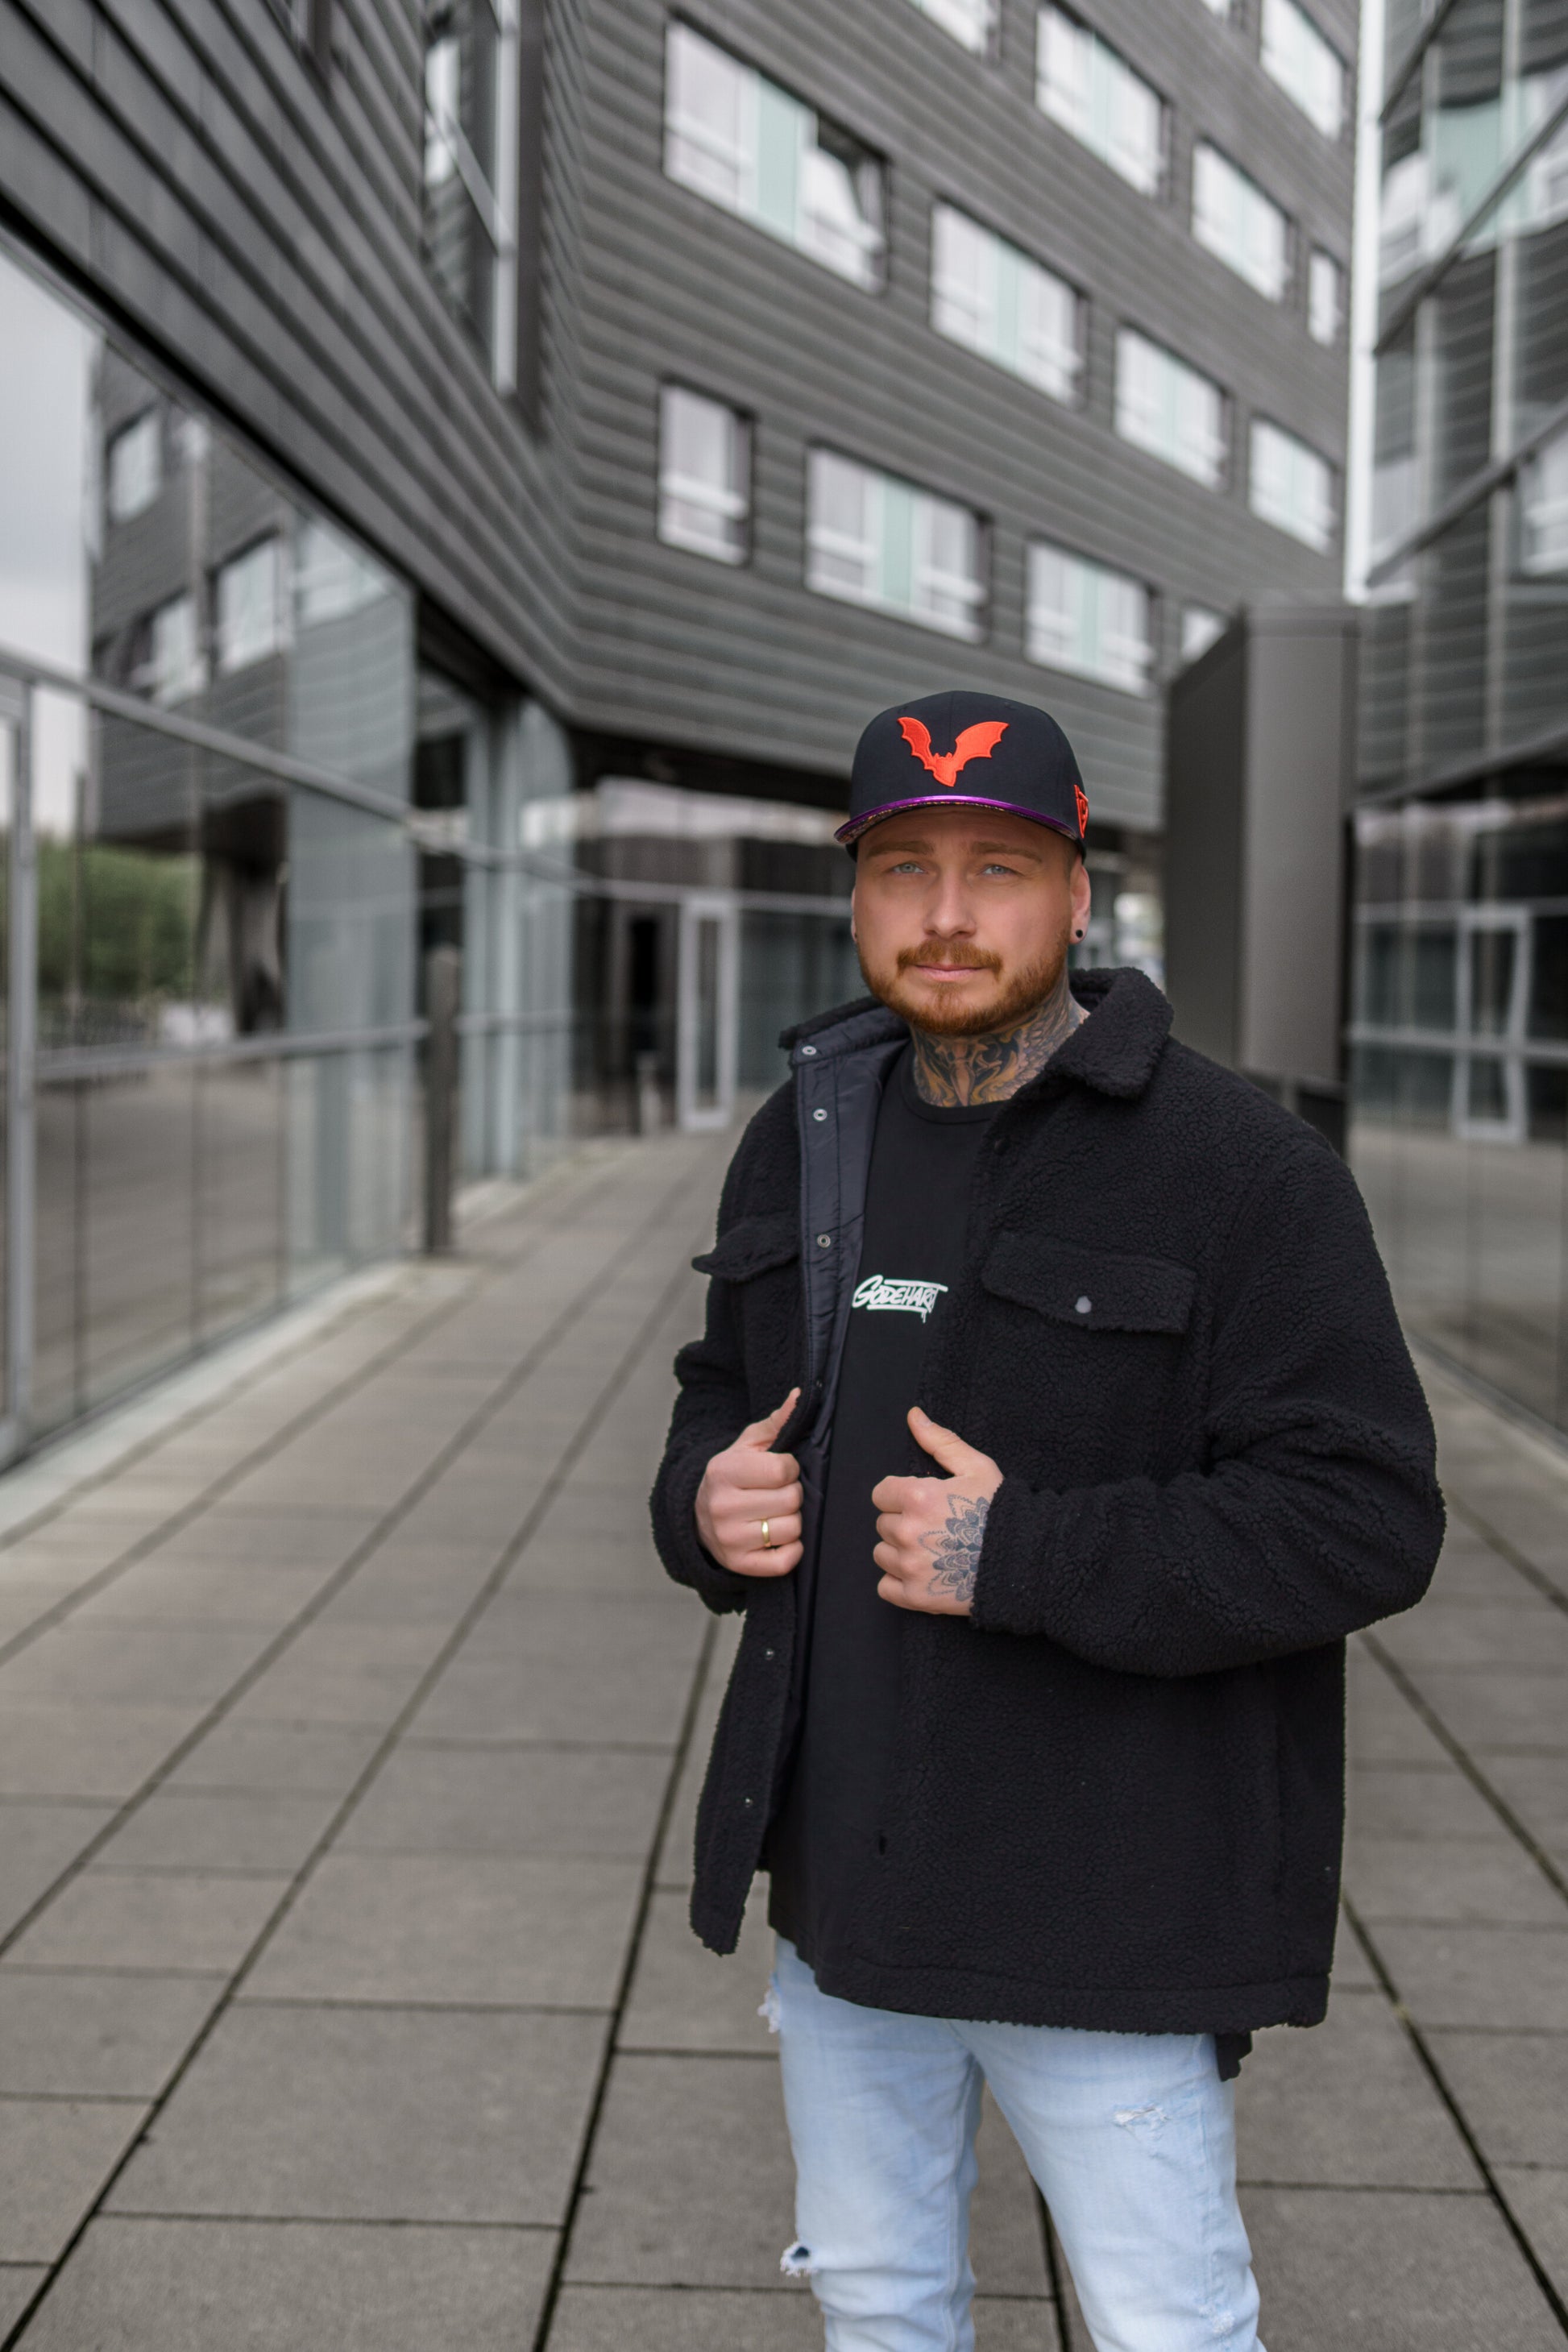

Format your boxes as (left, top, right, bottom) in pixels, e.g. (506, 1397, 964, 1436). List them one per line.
(977, 1230, 1197, 1475)
(692, 1212, 802, 1409)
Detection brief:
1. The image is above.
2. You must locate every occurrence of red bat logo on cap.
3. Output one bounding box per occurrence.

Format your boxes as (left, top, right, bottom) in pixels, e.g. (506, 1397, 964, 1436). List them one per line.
(897, 716, 1009, 788)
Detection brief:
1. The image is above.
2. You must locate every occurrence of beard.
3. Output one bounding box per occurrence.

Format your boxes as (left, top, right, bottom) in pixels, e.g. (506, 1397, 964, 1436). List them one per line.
(857, 928, 1070, 1039)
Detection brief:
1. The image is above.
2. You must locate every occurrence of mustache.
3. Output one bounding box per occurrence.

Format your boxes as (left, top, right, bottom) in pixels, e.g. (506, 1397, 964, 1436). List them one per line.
(896, 942, 1002, 973)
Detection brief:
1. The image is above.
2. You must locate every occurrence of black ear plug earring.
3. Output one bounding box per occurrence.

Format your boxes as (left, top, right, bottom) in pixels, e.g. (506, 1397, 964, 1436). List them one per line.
(1073, 928, 1085, 940)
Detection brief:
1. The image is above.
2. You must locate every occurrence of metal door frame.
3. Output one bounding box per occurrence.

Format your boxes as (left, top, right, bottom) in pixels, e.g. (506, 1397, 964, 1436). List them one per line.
(1453, 904, 1529, 1145)
(0, 670, 35, 1466)
(676, 891, 739, 1133)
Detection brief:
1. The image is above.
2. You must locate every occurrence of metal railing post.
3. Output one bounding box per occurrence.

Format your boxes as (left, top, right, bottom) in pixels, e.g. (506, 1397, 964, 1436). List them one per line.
(3, 677, 36, 1454)
(424, 944, 461, 1255)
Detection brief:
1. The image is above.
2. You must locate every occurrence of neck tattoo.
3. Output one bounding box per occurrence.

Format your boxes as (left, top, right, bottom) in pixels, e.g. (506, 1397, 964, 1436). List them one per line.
(910, 969, 1087, 1107)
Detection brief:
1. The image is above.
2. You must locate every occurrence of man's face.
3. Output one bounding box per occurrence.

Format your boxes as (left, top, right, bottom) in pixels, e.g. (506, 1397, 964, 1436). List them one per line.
(851, 807, 1092, 1038)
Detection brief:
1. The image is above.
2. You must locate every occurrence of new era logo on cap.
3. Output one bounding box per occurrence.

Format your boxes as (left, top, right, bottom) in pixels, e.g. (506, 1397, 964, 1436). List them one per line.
(837, 690, 1089, 849)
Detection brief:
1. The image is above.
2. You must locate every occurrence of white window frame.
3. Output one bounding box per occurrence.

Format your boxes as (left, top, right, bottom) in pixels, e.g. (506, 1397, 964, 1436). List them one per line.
(106, 410, 162, 524)
(657, 385, 751, 566)
(806, 450, 985, 641)
(906, 0, 997, 54)
(214, 538, 288, 676)
(1249, 418, 1335, 550)
(1308, 248, 1343, 345)
(1192, 142, 1291, 301)
(664, 23, 885, 291)
(1114, 329, 1228, 489)
(139, 593, 206, 707)
(1035, 7, 1166, 197)
(930, 203, 1084, 404)
(422, 0, 522, 393)
(1261, 0, 1346, 140)
(1026, 541, 1153, 694)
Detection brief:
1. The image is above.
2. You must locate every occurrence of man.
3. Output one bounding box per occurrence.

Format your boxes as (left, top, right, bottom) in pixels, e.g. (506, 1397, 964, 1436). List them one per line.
(651, 690, 1443, 2352)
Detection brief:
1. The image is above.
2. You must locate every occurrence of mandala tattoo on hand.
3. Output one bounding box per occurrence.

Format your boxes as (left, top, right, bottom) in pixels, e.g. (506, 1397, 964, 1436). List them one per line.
(919, 1491, 991, 1605)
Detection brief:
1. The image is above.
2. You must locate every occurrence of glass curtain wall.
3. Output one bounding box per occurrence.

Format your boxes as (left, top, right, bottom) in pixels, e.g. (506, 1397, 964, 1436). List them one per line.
(1351, 0, 1568, 1430)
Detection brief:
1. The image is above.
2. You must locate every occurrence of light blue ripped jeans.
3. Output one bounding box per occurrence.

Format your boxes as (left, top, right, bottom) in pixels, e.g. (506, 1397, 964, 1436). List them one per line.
(768, 1937, 1263, 2352)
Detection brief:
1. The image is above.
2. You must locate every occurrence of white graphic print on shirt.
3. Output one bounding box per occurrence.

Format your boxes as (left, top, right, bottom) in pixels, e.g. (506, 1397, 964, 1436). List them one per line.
(851, 1275, 948, 1324)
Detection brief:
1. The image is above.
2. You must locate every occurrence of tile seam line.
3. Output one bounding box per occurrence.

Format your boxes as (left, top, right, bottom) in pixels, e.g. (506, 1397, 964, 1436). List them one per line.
(1442, 1495, 1568, 1624)
(0, 1137, 729, 2352)
(0, 1147, 694, 1962)
(0, 1155, 630, 1670)
(1341, 1897, 1568, 2337)
(1359, 1631, 1568, 1914)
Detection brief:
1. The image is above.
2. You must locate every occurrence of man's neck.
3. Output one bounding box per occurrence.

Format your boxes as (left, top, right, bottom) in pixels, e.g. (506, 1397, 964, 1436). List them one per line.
(909, 970, 1087, 1107)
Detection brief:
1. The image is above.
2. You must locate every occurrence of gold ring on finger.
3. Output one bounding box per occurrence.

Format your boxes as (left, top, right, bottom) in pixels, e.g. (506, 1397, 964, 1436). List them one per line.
(760, 1519, 774, 1549)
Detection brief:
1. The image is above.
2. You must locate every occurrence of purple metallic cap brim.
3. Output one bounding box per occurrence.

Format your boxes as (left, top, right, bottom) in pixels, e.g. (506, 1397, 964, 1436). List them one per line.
(835, 794, 1081, 848)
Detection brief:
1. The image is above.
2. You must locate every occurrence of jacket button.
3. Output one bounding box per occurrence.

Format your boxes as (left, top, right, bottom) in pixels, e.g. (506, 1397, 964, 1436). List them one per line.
(1076, 1295, 1092, 1314)
(742, 1795, 754, 1808)
(816, 1233, 832, 1248)
(799, 1044, 818, 1056)
(812, 1107, 828, 1122)
(764, 1648, 774, 1660)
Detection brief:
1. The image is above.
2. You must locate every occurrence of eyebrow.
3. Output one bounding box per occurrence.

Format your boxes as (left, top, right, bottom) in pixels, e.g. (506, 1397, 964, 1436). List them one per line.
(863, 835, 1045, 863)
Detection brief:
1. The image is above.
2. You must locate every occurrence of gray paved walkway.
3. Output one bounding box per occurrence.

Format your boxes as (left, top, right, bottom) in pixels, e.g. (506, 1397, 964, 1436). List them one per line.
(0, 1129, 1563, 2350)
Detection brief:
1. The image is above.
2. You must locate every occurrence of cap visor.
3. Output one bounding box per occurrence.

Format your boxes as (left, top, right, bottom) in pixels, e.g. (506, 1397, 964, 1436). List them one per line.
(836, 794, 1081, 848)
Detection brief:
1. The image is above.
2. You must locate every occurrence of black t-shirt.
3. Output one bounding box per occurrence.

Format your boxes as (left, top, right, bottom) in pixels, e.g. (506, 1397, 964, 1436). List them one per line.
(767, 1042, 996, 1970)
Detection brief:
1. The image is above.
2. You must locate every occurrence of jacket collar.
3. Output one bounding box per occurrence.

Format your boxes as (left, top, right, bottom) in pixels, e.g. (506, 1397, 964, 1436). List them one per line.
(782, 968, 1172, 1100)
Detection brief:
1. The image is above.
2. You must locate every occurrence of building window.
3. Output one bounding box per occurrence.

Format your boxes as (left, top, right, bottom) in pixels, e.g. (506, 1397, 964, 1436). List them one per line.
(1114, 330, 1227, 489)
(930, 205, 1084, 403)
(807, 450, 985, 640)
(1026, 542, 1152, 692)
(657, 387, 751, 565)
(664, 24, 886, 291)
(422, 0, 521, 390)
(1181, 604, 1228, 663)
(1261, 0, 1346, 140)
(906, 0, 996, 52)
(1250, 419, 1334, 549)
(1308, 249, 1343, 345)
(215, 540, 286, 674)
(294, 517, 390, 624)
(1192, 143, 1290, 301)
(139, 594, 205, 707)
(106, 411, 162, 524)
(1035, 8, 1166, 197)
(1520, 429, 1568, 575)
(1198, 0, 1233, 15)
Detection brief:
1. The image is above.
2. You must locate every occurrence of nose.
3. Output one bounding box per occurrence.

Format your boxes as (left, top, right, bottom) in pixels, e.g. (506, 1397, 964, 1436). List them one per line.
(924, 872, 976, 936)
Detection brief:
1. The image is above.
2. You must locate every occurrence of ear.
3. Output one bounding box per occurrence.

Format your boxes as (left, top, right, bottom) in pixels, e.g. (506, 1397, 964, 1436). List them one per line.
(1070, 853, 1092, 940)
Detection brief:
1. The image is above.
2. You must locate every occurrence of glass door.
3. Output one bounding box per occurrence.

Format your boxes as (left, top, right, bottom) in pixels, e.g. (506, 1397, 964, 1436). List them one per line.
(1454, 907, 1529, 1143)
(677, 893, 738, 1131)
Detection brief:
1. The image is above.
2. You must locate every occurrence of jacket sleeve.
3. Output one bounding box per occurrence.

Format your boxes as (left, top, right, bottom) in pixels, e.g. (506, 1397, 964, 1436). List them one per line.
(649, 1144, 765, 1617)
(970, 1130, 1446, 1674)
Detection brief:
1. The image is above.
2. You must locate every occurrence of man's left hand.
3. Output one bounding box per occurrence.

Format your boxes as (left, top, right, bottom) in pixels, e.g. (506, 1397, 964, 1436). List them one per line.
(872, 1408, 1004, 1616)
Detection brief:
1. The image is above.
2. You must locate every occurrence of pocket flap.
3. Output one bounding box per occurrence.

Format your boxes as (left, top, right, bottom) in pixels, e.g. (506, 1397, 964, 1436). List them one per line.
(692, 1212, 800, 1282)
(982, 1231, 1196, 1334)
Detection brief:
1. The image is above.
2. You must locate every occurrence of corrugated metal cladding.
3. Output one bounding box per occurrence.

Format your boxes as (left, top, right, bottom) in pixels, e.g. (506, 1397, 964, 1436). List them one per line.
(0, 0, 1356, 832)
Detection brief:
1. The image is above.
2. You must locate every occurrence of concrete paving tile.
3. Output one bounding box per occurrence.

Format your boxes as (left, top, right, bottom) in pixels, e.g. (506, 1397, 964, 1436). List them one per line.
(340, 1740, 667, 1860)
(1346, 1835, 1568, 1924)
(620, 1890, 777, 2054)
(0, 1587, 80, 1646)
(413, 1597, 701, 1747)
(1236, 1994, 1479, 2189)
(16, 2216, 555, 2351)
(106, 2003, 604, 2223)
(0, 2268, 45, 2334)
(0, 2097, 150, 2262)
(1495, 2167, 1568, 2308)
(160, 1718, 382, 1798)
(969, 2092, 1056, 2296)
(1242, 2185, 1563, 2350)
(244, 1852, 642, 2006)
(1329, 1919, 1380, 1990)
(1421, 1545, 1553, 1605)
(1346, 1765, 1509, 1842)
(0, 1624, 273, 1707)
(1483, 1753, 1568, 1847)
(1346, 1661, 1451, 1768)
(0, 1702, 209, 1802)
(227, 1623, 446, 1727)
(97, 1790, 343, 1873)
(1367, 1922, 1568, 2029)
(156, 1515, 374, 1566)
(0, 1971, 218, 2097)
(313, 1558, 496, 1625)
(0, 1802, 114, 1941)
(1378, 1607, 1568, 1670)
(6, 1870, 289, 1974)
(546, 2285, 822, 2351)
(1428, 2032, 1568, 2167)
(503, 1537, 672, 1595)
(70, 1561, 335, 1628)
(1405, 1666, 1568, 1753)
(564, 2052, 795, 2289)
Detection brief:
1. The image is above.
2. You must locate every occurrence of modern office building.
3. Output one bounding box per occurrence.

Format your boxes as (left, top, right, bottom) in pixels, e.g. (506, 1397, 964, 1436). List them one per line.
(1350, 0, 1568, 1432)
(0, 0, 1357, 1450)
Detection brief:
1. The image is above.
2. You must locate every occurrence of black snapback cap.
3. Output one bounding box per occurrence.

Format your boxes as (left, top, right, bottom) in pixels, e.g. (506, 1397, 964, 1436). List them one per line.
(836, 688, 1089, 851)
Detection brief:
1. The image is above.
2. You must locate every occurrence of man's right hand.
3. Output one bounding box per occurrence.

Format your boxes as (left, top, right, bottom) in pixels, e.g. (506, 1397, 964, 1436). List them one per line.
(695, 1391, 803, 1577)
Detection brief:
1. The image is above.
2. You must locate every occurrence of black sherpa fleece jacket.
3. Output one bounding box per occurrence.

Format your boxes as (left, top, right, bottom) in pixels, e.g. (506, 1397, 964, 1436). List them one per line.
(650, 969, 1445, 2033)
